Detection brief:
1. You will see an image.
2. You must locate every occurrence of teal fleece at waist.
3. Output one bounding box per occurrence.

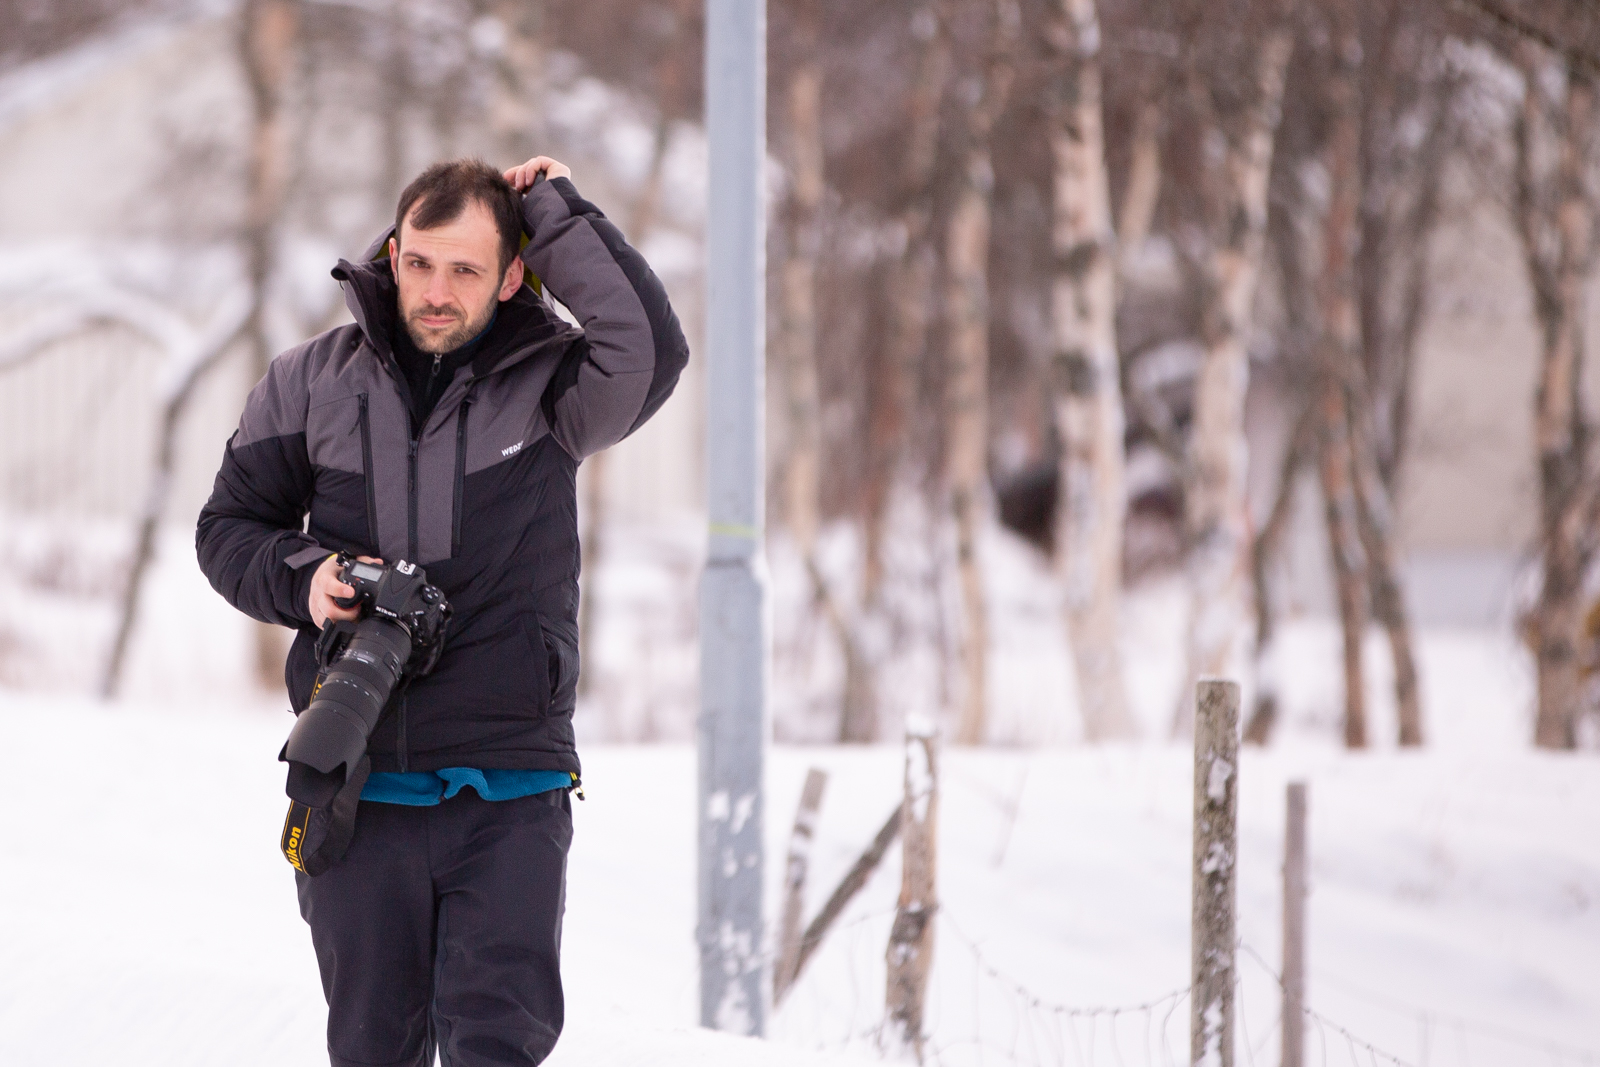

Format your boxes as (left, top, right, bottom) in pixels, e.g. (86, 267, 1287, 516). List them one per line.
(361, 768, 574, 806)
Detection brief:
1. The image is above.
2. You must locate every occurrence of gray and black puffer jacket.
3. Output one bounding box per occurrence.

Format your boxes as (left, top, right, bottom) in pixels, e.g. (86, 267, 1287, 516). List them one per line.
(196, 177, 688, 776)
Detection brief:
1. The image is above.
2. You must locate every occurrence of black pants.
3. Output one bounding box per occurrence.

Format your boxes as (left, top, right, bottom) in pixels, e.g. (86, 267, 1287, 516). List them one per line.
(296, 788, 573, 1067)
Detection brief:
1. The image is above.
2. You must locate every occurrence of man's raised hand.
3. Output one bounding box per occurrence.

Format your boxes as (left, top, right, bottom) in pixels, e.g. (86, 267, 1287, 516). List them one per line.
(504, 155, 571, 191)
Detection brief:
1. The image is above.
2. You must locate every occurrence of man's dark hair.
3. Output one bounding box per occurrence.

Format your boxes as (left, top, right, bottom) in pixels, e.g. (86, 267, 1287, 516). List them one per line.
(394, 158, 523, 274)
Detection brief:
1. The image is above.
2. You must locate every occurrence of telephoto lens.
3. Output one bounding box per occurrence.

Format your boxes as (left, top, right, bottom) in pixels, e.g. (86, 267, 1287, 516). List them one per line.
(284, 620, 412, 806)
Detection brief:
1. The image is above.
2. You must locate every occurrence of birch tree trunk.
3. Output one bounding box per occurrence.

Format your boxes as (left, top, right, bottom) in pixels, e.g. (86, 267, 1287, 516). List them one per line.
(1243, 403, 1311, 745)
(863, 5, 949, 613)
(1117, 101, 1163, 258)
(1356, 26, 1458, 496)
(240, 0, 301, 691)
(241, 0, 297, 383)
(945, 172, 994, 746)
(1044, 0, 1135, 741)
(1245, 137, 1319, 747)
(1316, 0, 1371, 750)
(1343, 0, 1442, 748)
(774, 3, 877, 742)
(1513, 55, 1598, 750)
(778, 55, 823, 567)
(1347, 262, 1424, 746)
(1253, 0, 1437, 748)
(883, 723, 939, 1063)
(946, 0, 1018, 746)
(1316, 372, 1368, 748)
(1534, 72, 1596, 751)
(1349, 394, 1422, 744)
(1175, 9, 1295, 736)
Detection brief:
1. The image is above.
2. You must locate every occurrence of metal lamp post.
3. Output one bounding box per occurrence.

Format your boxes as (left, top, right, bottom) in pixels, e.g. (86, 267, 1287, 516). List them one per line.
(697, 0, 769, 1038)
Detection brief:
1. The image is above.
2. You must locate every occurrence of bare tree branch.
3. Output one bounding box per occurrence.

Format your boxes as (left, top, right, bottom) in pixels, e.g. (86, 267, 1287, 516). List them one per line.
(1457, 0, 1600, 77)
(101, 292, 254, 699)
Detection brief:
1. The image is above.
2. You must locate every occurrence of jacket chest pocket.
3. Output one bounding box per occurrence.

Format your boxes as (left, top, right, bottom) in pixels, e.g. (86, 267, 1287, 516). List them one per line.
(307, 394, 370, 473)
(306, 393, 379, 550)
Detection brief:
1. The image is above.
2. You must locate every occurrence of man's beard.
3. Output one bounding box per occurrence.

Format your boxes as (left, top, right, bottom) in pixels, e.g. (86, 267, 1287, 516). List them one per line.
(401, 294, 497, 354)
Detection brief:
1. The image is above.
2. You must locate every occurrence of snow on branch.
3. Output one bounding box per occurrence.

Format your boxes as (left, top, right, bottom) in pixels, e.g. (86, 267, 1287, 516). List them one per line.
(0, 308, 123, 373)
(0, 283, 204, 375)
(156, 287, 254, 402)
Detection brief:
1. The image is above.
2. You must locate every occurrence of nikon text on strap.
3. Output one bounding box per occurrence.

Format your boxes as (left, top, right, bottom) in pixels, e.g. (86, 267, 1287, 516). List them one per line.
(281, 754, 369, 876)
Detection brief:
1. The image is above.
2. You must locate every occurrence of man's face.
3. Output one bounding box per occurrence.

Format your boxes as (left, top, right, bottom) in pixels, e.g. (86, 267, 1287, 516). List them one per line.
(390, 199, 522, 354)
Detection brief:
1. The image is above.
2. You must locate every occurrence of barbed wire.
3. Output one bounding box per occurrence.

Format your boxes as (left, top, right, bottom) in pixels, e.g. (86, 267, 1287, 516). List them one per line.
(939, 928, 1409, 1067)
(782, 901, 1593, 1067)
(1238, 940, 1600, 1067)
(919, 1007, 1190, 1067)
(1236, 944, 1415, 1067)
(936, 911, 1194, 1067)
(1311, 967, 1600, 1065)
(941, 912, 1194, 1020)
(1304, 1007, 1417, 1067)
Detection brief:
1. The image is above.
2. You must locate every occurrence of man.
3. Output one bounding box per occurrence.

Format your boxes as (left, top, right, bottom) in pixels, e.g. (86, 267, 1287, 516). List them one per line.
(196, 154, 689, 1066)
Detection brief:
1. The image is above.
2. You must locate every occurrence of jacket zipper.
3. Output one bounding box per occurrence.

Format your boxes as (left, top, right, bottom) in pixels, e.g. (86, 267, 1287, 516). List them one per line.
(399, 363, 453, 770)
(452, 399, 471, 557)
(357, 395, 378, 551)
(405, 357, 442, 564)
(407, 435, 419, 562)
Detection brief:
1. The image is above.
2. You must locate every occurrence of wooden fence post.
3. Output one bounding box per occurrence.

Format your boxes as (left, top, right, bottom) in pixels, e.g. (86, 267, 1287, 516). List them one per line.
(885, 718, 939, 1063)
(1282, 781, 1308, 1067)
(781, 800, 903, 1005)
(1192, 679, 1239, 1066)
(775, 768, 828, 1002)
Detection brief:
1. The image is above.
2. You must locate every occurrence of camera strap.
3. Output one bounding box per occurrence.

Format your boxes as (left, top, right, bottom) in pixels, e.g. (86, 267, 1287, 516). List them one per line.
(281, 754, 369, 877)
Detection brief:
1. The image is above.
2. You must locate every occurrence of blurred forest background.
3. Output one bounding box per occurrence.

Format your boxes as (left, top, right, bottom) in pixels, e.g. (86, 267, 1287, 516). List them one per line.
(4, 0, 1600, 753)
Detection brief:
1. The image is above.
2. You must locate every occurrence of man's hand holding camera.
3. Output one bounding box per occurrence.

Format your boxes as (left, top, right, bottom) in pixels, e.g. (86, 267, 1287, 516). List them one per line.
(309, 553, 382, 629)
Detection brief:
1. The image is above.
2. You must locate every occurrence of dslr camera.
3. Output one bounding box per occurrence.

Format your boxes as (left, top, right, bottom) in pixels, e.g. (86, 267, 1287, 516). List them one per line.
(281, 554, 451, 810)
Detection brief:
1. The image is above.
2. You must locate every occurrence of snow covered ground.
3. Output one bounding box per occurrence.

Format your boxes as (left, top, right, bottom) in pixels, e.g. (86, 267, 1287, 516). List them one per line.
(2, 519, 1597, 1065)
(3, 691, 1597, 1067)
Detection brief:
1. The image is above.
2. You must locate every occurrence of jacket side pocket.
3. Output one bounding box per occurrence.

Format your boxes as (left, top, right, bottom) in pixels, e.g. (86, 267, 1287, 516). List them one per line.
(519, 615, 555, 716)
(534, 612, 578, 719)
